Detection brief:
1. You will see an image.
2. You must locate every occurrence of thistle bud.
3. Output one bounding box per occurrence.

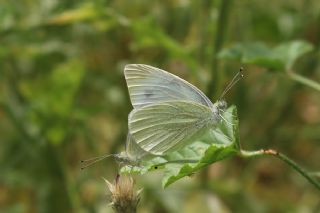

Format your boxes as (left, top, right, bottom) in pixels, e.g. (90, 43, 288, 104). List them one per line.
(105, 174, 142, 213)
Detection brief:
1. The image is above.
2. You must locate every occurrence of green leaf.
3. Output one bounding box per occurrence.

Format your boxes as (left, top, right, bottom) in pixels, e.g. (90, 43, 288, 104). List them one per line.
(162, 143, 237, 188)
(121, 105, 240, 187)
(218, 40, 314, 71)
(273, 40, 314, 70)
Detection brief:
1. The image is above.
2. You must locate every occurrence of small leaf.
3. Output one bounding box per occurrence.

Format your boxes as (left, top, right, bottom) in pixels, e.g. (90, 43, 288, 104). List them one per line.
(218, 40, 314, 71)
(162, 144, 237, 187)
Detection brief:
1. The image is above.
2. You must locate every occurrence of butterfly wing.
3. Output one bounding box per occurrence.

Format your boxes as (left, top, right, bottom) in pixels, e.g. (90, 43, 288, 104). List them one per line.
(124, 64, 214, 109)
(128, 101, 216, 155)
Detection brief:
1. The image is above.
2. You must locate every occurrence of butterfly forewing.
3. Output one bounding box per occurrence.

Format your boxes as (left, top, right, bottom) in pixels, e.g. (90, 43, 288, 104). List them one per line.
(128, 101, 215, 155)
(124, 64, 214, 109)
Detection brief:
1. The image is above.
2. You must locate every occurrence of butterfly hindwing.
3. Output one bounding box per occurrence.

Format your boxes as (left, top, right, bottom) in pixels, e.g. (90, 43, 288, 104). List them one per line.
(128, 101, 215, 155)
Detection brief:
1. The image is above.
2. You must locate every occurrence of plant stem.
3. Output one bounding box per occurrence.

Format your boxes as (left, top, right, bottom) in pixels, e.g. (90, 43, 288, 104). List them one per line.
(239, 149, 320, 191)
(207, 0, 233, 99)
(286, 70, 320, 92)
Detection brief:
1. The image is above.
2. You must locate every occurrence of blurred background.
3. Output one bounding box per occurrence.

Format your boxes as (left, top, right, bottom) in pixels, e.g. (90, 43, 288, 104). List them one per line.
(0, 0, 319, 212)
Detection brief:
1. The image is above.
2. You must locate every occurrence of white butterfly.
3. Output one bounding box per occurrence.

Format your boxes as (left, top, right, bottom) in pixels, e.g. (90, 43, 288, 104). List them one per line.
(125, 64, 242, 156)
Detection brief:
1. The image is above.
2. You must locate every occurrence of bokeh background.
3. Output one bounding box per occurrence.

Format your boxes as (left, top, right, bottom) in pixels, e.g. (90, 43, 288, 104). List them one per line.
(1, 0, 319, 212)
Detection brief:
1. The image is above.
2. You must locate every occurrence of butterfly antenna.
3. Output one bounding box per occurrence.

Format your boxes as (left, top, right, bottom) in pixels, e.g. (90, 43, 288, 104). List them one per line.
(80, 153, 114, 170)
(219, 67, 244, 100)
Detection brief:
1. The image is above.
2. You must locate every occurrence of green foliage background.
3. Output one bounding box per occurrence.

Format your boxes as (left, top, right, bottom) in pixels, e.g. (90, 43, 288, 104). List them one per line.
(0, 0, 319, 212)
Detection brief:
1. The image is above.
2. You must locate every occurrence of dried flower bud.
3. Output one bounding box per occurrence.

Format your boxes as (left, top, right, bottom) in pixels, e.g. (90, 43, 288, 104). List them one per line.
(105, 174, 142, 213)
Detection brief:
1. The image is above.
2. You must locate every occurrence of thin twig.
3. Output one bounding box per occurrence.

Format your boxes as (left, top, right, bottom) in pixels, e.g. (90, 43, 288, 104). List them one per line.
(239, 149, 320, 191)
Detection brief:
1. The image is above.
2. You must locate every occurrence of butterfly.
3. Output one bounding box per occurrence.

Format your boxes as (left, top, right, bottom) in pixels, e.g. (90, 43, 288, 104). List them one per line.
(125, 64, 242, 156)
(81, 64, 242, 169)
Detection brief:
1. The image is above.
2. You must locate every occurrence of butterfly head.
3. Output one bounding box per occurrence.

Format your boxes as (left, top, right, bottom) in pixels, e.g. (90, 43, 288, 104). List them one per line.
(217, 100, 227, 115)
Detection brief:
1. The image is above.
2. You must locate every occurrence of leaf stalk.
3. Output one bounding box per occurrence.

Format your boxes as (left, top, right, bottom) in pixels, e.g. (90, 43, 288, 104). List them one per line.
(286, 70, 320, 92)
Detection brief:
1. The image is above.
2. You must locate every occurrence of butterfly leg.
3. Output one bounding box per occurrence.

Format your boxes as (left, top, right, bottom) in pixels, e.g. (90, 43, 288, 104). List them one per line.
(219, 109, 237, 118)
(219, 114, 236, 126)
